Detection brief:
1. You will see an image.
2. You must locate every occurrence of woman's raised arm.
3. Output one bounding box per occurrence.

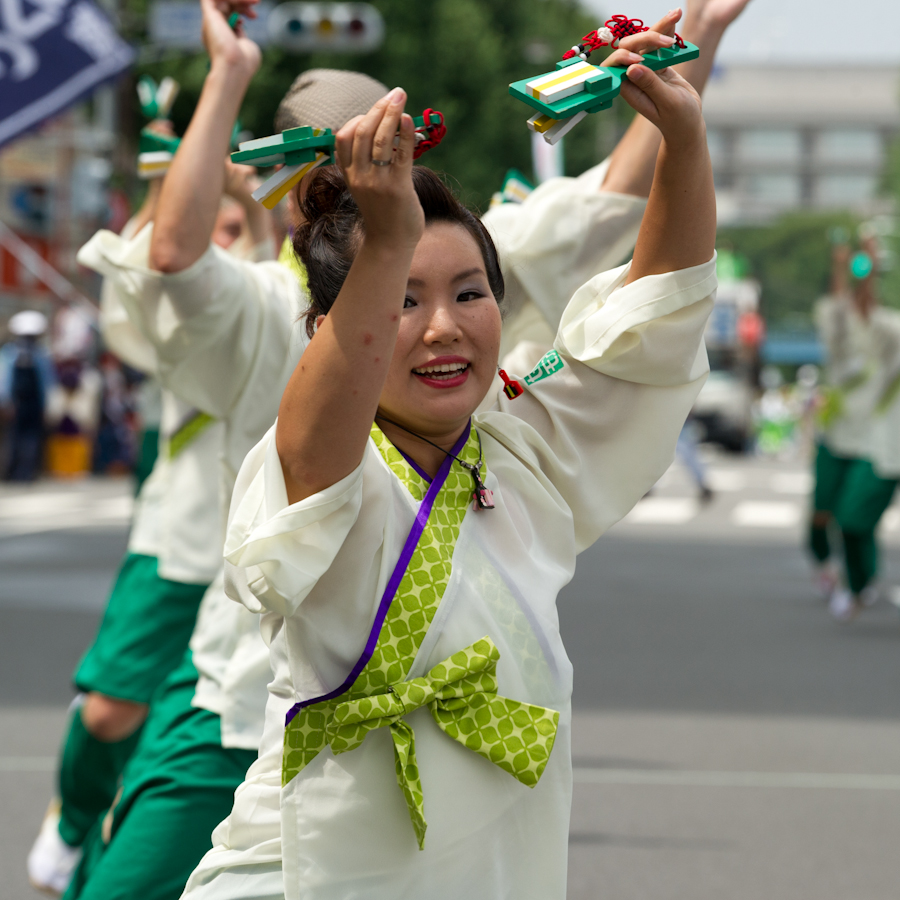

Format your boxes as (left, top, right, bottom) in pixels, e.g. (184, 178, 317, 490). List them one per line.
(275, 90, 423, 505)
(619, 65, 716, 283)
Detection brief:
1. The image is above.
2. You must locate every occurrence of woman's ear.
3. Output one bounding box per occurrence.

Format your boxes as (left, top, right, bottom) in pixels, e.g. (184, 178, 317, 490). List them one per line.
(316, 314, 326, 330)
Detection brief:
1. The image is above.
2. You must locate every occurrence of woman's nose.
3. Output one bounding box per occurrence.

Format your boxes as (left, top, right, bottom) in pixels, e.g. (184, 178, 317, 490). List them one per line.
(424, 303, 463, 343)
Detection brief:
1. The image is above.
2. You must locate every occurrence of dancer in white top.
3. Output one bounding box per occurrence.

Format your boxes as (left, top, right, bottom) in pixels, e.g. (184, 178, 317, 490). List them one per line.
(810, 238, 897, 619)
(214, 44, 716, 900)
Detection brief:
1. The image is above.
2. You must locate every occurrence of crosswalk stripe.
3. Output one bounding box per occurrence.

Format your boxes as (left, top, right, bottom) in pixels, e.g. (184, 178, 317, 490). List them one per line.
(769, 472, 813, 495)
(625, 497, 698, 525)
(706, 470, 746, 492)
(731, 501, 801, 528)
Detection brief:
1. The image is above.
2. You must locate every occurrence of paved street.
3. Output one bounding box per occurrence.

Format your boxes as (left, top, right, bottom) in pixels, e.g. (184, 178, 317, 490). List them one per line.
(2, 453, 900, 899)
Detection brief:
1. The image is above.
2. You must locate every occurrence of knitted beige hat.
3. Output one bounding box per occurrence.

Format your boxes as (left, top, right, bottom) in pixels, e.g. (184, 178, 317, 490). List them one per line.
(275, 69, 389, 133)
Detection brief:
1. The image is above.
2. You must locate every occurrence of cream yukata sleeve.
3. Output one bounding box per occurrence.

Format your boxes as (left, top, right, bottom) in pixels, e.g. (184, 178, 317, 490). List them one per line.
(77, 224, 307, 481)
(202, 256, 716, 900)
(483, 157, 647, 371)
(91, 221, 227, 585)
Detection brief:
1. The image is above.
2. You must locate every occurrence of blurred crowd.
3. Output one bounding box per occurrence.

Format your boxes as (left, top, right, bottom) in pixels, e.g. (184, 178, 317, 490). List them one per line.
(0, 304, 155, 482)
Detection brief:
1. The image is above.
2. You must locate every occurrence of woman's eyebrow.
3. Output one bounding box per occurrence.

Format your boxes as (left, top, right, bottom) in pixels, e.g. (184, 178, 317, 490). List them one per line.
(407, 268, 486, 288)
(451, 268, 486, 283)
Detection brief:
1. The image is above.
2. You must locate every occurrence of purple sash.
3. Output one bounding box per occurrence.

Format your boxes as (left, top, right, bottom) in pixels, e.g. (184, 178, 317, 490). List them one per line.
(284, 421, 471, 725)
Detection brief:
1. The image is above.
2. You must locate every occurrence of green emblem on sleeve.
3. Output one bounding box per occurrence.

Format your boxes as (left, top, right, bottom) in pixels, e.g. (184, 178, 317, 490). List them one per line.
(523, 349, 565, 386)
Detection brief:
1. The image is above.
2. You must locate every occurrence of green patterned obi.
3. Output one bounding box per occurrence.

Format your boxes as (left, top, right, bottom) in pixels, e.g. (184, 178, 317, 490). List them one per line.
(282, 421, 560, 849)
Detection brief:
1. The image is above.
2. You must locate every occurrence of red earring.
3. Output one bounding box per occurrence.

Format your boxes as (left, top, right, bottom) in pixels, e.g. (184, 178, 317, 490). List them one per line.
(498, 368, 524, 400)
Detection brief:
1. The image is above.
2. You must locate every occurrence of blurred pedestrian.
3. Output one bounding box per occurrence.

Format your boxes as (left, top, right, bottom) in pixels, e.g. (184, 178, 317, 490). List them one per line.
(0, 310, 54, 481)
(676, 413, 714, 502)
(44, 358, 103, 478)
(755, 366, 799, 458)
(93, 352, 138, 475)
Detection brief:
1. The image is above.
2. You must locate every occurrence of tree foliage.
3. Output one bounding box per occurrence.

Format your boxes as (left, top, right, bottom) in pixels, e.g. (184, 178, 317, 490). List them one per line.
(717, 211, 863, 329)
(122, 0, 630, 210)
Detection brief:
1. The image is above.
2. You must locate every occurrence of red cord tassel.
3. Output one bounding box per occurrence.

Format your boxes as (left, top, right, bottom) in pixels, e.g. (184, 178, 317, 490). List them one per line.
(562, 14, 662, 60)
(499, 368, 524, 400)
(413, 109, 446, 159)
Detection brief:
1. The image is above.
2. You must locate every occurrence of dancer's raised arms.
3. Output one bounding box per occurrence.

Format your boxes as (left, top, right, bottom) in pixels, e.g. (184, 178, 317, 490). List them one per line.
(618, 63, 716, 282)
(275, 89, 422, 503)
(602, 0, 753, 197)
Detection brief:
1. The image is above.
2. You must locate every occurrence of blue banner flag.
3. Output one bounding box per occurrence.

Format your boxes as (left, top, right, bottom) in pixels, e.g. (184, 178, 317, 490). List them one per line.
(0, 0, 135, 149)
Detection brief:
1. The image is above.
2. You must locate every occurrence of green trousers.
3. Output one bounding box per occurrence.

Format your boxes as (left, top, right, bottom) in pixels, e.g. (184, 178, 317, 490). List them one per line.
(59, 554, 208, 847)
(809, 444, 898, 594)
(63, 652, 257, 900)
(75, 553, 208, 703)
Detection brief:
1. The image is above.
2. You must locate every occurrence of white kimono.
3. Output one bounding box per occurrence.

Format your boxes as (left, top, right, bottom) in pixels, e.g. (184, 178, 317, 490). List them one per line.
(77, 226, 307, 746)
(814, 295, 893, 461)
(176, 168, 653, 900)
(80, 158, 647, 754)
(204, 258, 716, 900)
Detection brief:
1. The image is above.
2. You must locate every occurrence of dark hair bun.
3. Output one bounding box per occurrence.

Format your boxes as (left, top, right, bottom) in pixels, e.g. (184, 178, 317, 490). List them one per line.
(292, 166, 504, 338)
(293, 167, 358, 263)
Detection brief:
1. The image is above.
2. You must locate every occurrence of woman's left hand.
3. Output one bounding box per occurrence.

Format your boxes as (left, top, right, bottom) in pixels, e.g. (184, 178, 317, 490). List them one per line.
(618, 65, 705, 151)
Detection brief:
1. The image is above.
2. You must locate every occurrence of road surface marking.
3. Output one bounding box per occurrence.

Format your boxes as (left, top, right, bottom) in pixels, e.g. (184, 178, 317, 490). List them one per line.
(770, 471, 813, 495)
(625, 498, 698, 525)
(706, 470, 747, 492)
(0, 495, 132, 537)
(731, 501, 801, 528)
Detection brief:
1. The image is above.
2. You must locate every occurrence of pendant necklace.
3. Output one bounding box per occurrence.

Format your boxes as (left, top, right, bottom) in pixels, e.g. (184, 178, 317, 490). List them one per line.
(374, 414, 494, 511)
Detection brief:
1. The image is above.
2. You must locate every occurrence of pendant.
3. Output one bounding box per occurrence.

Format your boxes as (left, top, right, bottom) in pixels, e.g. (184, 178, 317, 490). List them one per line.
(473, 486, 494, 511)
(472, 470, 495, 511)
(463, 447, 494, 510)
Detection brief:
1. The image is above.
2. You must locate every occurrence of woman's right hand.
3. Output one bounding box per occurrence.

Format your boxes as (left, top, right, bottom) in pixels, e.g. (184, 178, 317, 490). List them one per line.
(334, 89, 424, 252)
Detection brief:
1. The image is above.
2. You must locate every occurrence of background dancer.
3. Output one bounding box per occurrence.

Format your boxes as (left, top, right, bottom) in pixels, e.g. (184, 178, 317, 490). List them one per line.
(809, 237, 894, 620)
(28, 114, 276, 895)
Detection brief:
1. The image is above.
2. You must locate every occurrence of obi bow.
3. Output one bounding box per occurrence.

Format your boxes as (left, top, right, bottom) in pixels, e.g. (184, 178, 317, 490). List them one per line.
(325, 636, 559, 849)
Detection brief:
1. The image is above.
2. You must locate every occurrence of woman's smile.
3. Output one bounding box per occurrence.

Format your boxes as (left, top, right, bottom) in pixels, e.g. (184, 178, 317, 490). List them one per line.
(411, 355, 471, 388)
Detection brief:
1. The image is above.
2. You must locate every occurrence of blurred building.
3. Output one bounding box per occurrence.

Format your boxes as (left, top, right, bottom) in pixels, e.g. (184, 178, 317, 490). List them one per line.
(0, 90, 118, 325)
(703, 65, 900, 224)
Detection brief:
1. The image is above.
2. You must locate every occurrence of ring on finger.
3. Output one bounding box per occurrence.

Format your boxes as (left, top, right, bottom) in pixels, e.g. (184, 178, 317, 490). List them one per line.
(372, 158, 392, 167)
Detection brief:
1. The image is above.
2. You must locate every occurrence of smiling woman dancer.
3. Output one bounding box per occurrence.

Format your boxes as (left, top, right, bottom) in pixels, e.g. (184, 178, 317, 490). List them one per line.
(216, 57, 716, 899)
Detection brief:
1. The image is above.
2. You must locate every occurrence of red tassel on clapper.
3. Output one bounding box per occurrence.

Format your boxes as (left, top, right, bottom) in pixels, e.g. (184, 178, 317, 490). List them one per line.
(499, 368, 524, 400)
